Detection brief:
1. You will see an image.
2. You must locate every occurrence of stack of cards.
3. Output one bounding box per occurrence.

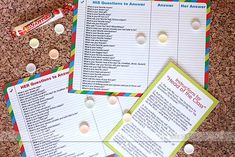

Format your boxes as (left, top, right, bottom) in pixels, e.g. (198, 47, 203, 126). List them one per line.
(3, 0, 218, 157)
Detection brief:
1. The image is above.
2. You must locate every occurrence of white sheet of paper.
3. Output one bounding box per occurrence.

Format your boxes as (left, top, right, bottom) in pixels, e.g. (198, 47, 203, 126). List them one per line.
(5, 68, 134, 157)
(104, 62, 219, 157)
(72, 0, 207, 94)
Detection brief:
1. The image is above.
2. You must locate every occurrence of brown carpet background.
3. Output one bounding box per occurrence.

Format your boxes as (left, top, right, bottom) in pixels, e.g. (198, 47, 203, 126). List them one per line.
(0, 0, 234, 156)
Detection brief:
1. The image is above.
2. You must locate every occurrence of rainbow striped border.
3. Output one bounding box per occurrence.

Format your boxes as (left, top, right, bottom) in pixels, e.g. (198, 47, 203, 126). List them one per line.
(2, 64, 69, 157)
(69, 0, 211, 96)
(2, 64, 117, 157)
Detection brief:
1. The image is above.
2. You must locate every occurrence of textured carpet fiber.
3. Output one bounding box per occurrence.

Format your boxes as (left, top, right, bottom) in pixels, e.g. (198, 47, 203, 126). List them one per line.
(0, 0, 234, 156)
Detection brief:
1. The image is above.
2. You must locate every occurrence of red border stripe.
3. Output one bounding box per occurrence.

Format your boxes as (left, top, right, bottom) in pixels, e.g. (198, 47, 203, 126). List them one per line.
(68, 84, 73, 91)
(136, 93, 143, 97)
(13, 123, 19, 133)
(206, 30, 210, 37)
(41, 69, 52, 76)
(63, 64, 69, 69)
(70, 54, 75, 61)
(207, 12, 211, 19)
(20, 145, 25, 154)
(205, 72, 209, 84)
(93, 91, 107, 95)
(69, 73, 74, 80)
(72, 33, 76, 43)
(5, 94, 9, 101)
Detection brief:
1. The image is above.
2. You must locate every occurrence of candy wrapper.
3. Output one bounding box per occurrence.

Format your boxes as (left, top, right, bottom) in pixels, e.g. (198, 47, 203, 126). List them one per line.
(11, 3, 74, 38)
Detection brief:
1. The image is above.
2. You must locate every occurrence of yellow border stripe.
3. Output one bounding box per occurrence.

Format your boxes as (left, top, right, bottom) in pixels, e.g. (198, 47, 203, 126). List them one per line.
(111, 92, 119, 95)
(75, 90, 82, 94)
(58, 66, 64, 71)
(69, 67, 74, 74)
(8, 105, 13, 113)
(71, 49, 76, 56)
(207, 6, 211, 14)
(18, 140, 23, 148)
(23, 77, 30, 82)
(206, 24, 210, 32)
(130, 93, 137, 97)
(73, 15, 78, 22)
(205, 53, 209, 62)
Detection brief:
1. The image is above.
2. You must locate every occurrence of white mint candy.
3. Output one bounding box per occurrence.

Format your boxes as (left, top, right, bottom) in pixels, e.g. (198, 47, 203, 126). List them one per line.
(29, 38, 39, 49)
(158, 32, 168, 44)
(108, 96, 118, 105)
(136, 33, 146, 45)
(123, 113, 132, 122)
(184, 144, 195, 155)
(191, 19, 201, 30)
(79, 122, 90, 134)
(49, 49, 59, 60)
(26, 63, 36, 74)
(54, 24, 65, 34)
(85, 97, 95, 109)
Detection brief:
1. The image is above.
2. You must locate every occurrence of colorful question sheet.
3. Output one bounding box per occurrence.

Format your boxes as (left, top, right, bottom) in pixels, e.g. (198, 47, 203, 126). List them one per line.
(69, 0, 211, 96)
(2, 65, 136, 157)
(104, 62, 219, 157)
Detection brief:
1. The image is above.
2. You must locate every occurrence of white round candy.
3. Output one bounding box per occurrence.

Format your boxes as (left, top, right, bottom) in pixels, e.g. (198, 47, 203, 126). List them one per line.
(108, 96, 118, 105)
(26, 63, 36, 74)
(136, 33, 146, 45)
(184, 144, 194, 155)
(158, 32, 168, 44)
(191, 19, 201, 30)
(79, 122, 90, 134)
(54, 24, 65, 35)
(49, 49, 59, 60)
(123, 113, 132, 122)
(29, 38, 39, 49)
(85, 97, 95, 109)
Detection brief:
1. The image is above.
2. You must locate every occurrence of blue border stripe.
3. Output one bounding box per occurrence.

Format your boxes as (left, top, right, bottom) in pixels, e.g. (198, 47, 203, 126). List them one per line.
(70, 89, 76, 93)
(11, 115, 16, 125)
(206, 48, 210, 55)
(205, 64, 209, 72)
(34, 74, 41, 78)
(18, 79, 24, 84)
(124, 93, 131, 96)
(73, 9, 78, 16)
(7, 99, 11, 108)
(72, 25, 77, 33)
(206, 19, 211, 25)
(86, 91, 95, 94)
(69, 61, 74, 68)
(22, 151, 26, 157)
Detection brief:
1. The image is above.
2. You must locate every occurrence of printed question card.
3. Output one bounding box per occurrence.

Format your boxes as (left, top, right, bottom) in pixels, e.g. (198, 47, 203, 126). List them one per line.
(2, 66, 135, 157)
(104, 62, 219, 157)
(69, 0, 211, 96)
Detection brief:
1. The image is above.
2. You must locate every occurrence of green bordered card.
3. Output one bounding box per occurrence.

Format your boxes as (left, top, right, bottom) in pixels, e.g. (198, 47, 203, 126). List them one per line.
(104, 62, 219, 157)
